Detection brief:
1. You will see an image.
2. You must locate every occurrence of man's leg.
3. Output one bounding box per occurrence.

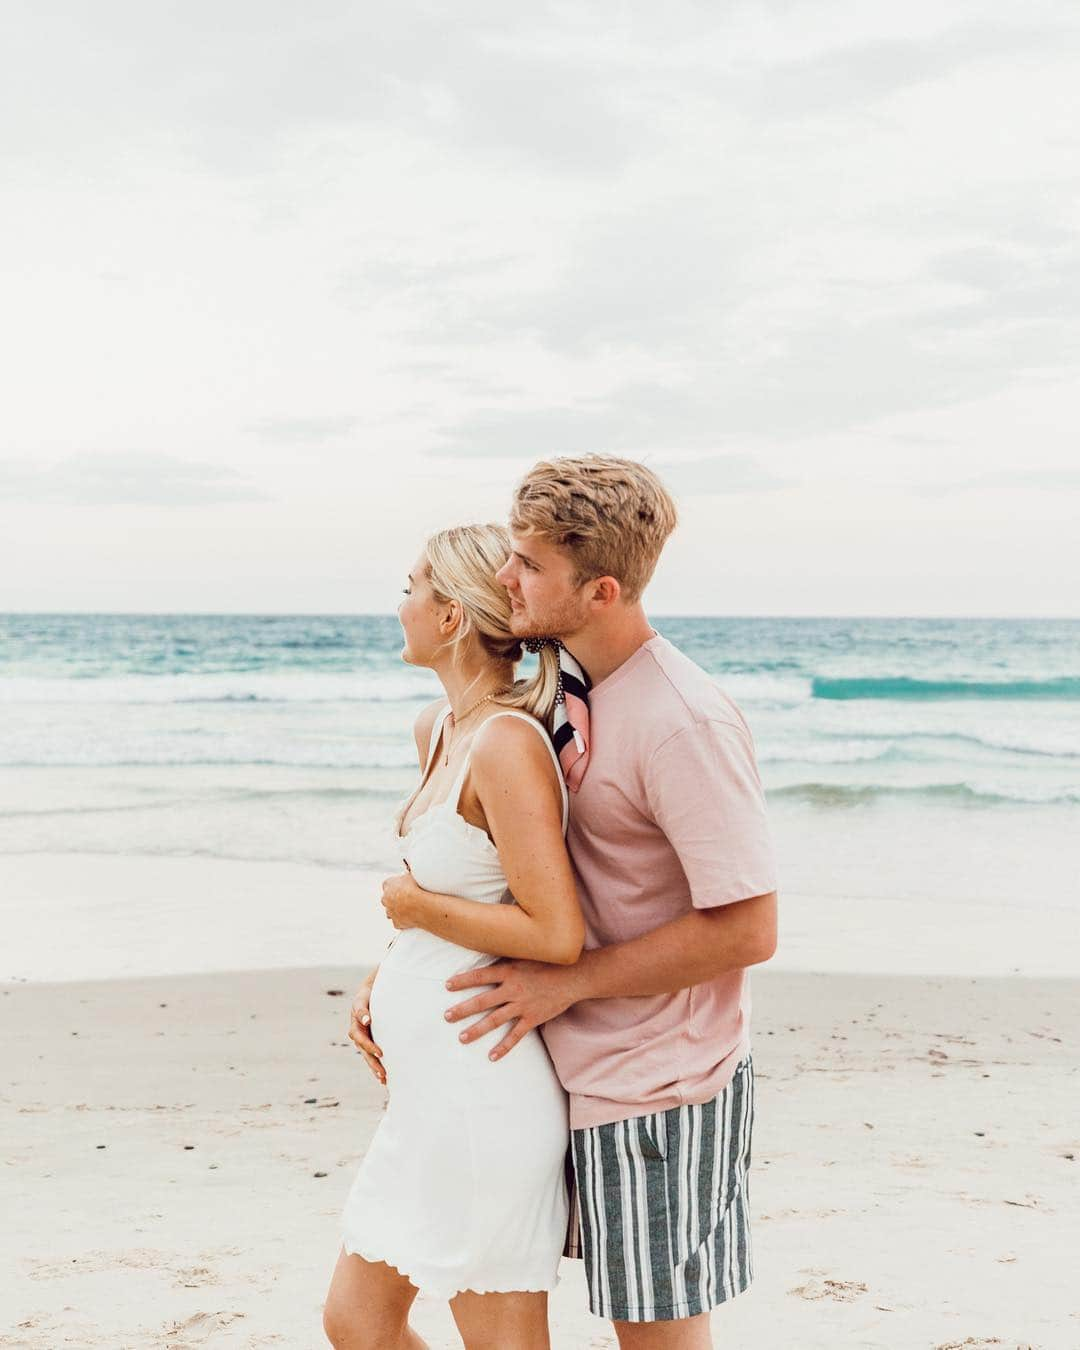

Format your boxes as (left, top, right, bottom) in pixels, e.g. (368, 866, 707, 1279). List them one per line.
(612, 1312, 713, 1349)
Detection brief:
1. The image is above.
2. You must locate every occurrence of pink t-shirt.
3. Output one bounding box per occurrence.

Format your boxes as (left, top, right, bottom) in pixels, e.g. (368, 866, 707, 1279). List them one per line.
(541, 634, 777, 1130)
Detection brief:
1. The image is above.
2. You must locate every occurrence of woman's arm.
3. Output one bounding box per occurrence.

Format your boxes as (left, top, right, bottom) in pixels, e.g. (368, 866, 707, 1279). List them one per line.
(382, 717, 584, 965)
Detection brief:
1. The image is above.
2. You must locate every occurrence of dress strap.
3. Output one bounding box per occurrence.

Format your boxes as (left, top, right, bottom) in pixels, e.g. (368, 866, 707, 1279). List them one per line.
(422, 703, 453, 775)
(451, 710, 569, 835)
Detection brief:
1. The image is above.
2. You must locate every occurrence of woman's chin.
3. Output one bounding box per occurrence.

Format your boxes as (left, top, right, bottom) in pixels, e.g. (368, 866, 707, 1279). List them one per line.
(400, 645, 430, 669)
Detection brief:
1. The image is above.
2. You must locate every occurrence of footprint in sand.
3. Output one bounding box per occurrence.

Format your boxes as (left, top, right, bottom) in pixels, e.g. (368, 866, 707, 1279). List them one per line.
(175, 1264, 217, 1288)
(161, 1309, 246, 1343)
(789, 1277, 868, 1303)
(933, 1339, 1006, 1349)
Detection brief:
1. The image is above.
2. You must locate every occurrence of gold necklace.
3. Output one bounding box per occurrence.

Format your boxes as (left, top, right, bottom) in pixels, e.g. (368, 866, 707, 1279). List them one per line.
(443, 688, 510, 766)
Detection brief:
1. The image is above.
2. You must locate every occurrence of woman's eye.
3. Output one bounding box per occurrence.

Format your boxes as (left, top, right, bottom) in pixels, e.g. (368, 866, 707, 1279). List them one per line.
(401, 587, 411, 595)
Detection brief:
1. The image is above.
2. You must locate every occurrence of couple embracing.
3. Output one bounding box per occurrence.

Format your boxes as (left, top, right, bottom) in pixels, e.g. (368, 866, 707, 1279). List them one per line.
(324, 456, 778, 1350)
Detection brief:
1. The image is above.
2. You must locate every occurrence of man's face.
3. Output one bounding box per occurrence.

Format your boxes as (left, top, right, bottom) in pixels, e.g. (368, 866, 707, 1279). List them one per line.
(495, 531, 592, 639)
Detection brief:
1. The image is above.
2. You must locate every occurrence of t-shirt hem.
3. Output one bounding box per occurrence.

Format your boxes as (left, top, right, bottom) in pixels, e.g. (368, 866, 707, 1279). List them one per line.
(567, 1036, 752, 1131)
(691, 876, 778, 908)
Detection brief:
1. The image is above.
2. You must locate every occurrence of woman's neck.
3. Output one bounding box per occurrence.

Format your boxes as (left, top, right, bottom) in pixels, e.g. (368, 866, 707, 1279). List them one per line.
(432, 654, 515, 720)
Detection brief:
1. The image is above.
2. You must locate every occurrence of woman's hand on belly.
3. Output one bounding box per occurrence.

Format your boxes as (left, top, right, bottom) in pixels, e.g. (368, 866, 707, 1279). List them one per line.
(347, 970, 386, 1086)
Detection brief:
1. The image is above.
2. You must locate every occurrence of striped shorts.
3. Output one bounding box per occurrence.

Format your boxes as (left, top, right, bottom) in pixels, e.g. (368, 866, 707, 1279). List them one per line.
(565, 1055, 755, 1323)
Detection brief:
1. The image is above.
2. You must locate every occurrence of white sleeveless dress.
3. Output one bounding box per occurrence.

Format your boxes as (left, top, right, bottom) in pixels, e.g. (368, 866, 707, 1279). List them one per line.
(340, 707, 571, 1299)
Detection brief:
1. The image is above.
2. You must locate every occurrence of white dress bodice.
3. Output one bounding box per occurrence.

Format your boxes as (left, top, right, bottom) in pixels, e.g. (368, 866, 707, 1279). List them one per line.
(381, 705, 569, 980)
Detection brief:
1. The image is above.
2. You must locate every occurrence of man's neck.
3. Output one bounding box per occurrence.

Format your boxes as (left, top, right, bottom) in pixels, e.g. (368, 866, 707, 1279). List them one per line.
(562, 606, 657, 688)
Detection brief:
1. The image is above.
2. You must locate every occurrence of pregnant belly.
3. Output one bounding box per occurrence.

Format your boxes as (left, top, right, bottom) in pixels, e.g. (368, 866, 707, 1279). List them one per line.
(368, 963, 566, 1117)
(379, 926, 499, 982)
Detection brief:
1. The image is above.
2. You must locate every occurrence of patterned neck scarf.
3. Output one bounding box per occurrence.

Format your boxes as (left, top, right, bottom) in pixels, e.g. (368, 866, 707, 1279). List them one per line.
(524, 637, 591, 792)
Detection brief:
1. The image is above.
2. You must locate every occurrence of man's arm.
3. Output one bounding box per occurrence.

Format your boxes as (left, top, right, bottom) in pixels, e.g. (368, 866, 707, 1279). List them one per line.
(568, 888, 776, 999)
(444, 889, 776, 1059)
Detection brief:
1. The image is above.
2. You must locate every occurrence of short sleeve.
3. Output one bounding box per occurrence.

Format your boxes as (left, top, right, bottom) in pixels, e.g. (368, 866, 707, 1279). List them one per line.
(645, 718, 777, 909)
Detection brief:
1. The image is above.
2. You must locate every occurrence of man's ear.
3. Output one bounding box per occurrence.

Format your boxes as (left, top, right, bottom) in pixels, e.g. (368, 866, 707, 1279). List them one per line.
(589, 576, 621, 609)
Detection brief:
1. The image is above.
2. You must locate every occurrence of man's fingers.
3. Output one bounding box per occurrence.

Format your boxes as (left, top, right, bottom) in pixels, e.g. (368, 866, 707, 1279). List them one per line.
(456, 1005, 517, 1044)
(444, 988, 507, 1023)
(488, 1017, 534, 1062)
(444, 963, 508, 993)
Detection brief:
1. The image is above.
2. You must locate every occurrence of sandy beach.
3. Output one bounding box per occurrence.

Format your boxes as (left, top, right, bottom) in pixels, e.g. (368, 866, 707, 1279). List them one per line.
(2, 963, 1075, 1349)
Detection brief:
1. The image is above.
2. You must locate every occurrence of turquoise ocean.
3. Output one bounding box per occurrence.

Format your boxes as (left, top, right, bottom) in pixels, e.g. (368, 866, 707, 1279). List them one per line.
(2, 614, 1078, 924)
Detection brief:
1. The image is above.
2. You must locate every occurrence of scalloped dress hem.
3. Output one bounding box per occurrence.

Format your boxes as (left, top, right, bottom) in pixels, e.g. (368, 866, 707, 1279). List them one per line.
(339, 1237, 562, 1301)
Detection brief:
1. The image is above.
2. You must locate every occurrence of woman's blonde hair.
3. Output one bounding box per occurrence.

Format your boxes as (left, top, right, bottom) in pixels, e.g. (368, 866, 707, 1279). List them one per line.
(424, 523, 560, 729)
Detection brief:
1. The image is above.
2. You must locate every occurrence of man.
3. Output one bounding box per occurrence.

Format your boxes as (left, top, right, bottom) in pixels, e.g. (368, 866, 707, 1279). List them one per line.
(444, 455, 777, 1348)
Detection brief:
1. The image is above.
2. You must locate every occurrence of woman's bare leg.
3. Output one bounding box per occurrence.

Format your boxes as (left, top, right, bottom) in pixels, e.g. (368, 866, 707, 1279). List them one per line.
(449, 1289, 551, 1350)
(322, 1246, 428, 1350)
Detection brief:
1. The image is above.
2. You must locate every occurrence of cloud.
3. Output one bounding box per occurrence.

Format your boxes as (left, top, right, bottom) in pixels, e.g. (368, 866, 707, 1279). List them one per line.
(247, 416, 358, 445)
(658, 454, 789, 495)
(913, 468, 1080, 496)
(426, 386, 791, 494)
(743, 21, 1080, 121)
(428, 381, 754, 459)
(0, 453, 269, 506)
(0, 2, 661, 176)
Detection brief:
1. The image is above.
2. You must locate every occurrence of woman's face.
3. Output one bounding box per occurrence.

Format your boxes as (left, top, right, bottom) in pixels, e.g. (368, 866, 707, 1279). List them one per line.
(398, 551, 455, 667)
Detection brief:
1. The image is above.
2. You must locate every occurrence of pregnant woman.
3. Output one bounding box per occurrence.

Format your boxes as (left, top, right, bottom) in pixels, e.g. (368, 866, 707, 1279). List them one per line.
(323, 524, 584, 1350)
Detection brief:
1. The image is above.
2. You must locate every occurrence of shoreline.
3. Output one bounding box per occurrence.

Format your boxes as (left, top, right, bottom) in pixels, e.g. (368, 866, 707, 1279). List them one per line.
(2, 964, 1076, 1348)
(3, 850, 1079, 984)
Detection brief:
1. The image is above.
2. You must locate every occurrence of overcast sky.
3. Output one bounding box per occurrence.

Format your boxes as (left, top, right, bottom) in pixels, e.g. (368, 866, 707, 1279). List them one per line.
(1, 0, 1078, 616)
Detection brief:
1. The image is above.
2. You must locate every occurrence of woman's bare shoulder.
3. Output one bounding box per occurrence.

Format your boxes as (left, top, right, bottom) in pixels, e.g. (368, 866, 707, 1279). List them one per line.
(470, 711, 557, 781)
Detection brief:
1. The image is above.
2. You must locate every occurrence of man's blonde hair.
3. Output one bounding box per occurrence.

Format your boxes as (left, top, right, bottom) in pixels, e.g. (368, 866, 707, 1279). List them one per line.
(510, 455, 678, 602)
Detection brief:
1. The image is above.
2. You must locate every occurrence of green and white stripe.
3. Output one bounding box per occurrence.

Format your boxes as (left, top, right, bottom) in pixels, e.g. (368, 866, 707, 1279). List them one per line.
(569, 1056, 754, 1323)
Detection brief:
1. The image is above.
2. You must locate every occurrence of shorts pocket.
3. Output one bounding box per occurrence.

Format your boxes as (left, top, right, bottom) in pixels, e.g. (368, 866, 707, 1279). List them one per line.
(634, 1109, 667, 1162)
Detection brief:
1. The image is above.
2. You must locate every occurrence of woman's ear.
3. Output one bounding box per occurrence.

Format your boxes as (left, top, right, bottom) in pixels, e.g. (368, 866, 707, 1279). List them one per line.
(439, 600, 461, 635)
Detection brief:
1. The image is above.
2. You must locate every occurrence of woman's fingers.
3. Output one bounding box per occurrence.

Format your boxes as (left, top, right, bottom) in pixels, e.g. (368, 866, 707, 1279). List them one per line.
(347, 976, 384, 1081)
(360, 1050, 386, 1085)
(348, 1023, 383, 1058)
(347, 1010, 382, 1058)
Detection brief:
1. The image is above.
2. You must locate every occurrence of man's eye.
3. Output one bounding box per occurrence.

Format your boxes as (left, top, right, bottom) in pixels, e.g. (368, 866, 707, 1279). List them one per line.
(401, 587, 411, 595)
